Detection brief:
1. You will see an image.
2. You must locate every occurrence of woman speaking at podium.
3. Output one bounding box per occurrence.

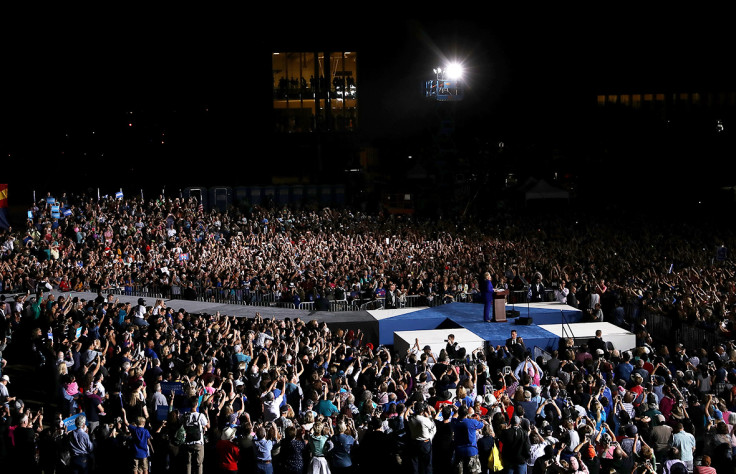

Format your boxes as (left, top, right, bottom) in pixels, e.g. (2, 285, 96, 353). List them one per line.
(482, 272, 494, 322)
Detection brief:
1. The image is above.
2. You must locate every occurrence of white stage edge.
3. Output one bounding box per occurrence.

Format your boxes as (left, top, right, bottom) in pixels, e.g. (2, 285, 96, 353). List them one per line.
(538, 322, 636, 352)
(393, 328, 487, 358)
(367, 306, 426, 321)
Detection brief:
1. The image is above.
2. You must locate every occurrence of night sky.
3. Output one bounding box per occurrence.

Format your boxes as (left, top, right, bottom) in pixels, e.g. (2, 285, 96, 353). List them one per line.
(2, 13, 734, 208)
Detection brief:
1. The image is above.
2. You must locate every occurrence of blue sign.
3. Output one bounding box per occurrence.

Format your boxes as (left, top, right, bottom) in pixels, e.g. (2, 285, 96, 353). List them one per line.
(156, 405, 170, 421)
(115, 191, 124, 199)
(63, 412, 86, 431)
(160, 381, 184, 395)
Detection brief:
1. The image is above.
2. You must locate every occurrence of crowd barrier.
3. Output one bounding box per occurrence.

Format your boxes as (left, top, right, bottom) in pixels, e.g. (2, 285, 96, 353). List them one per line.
(100, 283, 453, 312)
(644, 309, 724, 350)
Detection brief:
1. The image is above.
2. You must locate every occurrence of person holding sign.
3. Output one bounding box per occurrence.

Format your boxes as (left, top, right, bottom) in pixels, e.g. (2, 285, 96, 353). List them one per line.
(68, 414, 95, 474)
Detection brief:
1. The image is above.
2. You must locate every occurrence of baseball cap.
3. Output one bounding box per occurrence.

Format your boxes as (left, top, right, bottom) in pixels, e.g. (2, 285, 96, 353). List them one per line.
(221, 426, 237, 441)
(1, 375, 8, 383)
(484, 393, 497, 406)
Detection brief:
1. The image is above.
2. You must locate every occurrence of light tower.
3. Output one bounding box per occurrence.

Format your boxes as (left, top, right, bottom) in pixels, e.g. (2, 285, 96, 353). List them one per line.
(426, 62, 464, 102)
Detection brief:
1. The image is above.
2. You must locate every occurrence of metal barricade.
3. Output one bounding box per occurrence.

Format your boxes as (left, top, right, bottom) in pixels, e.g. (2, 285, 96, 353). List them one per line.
(330, 299, 349, 312)
(646, 310, 722, 350)
(360, 299, 385, 311)
(534, 346, 553, 362)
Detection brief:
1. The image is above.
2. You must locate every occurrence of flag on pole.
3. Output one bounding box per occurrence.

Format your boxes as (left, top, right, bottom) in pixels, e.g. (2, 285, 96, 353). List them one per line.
(198, 200, 204, 214)
(0, 184, 8, 229)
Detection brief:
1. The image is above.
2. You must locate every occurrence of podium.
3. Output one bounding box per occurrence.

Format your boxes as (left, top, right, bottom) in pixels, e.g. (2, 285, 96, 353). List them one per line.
(493, 289, 508, 322)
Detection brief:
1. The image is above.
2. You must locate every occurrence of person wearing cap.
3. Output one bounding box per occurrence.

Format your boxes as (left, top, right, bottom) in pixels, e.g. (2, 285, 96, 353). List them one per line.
(618, 424, 642, 472)
(498, 414, 531, 473)
(517, 389, 538, 426)
(215, 425, 240, 474)
(262, 377, 286, 422)
(0, 374, 14, 407)
(649, 413, 673, 463)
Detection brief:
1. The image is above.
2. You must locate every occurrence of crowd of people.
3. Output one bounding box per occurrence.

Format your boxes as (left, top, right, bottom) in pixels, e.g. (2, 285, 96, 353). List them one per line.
(1, 192, 736, 473)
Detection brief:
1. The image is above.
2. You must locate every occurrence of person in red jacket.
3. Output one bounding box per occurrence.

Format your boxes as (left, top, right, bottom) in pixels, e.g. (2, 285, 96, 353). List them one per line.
(216, 426, 240, 474)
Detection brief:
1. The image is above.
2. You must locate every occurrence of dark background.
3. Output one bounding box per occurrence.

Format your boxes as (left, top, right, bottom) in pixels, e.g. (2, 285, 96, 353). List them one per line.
(2, 12, 735, 218)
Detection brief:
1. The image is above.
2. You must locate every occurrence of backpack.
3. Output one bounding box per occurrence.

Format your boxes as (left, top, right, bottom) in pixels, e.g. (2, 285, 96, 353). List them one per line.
(173, 423, 187, 446)
(184, 412, 203, 443)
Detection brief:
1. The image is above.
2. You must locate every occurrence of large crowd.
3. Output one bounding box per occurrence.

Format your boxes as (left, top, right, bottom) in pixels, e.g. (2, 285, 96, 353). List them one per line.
(1, 192, 736, 473)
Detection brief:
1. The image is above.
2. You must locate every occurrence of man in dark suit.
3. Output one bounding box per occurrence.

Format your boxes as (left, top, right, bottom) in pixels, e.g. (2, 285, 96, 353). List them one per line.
(567, 283, 579, 308)
(445, 334, 459, 360)
(384, 282, 400, 309)
(505, 330, 526, 358)
(529, 274, 545, 302)
(589, 329, 608, 356)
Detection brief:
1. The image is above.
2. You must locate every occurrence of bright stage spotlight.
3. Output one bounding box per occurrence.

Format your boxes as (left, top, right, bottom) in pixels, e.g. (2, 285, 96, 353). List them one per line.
(445, 62, 464, 80)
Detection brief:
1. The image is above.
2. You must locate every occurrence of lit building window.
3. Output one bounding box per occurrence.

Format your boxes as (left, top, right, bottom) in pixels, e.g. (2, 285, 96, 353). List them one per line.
(272, 51, 358, 133)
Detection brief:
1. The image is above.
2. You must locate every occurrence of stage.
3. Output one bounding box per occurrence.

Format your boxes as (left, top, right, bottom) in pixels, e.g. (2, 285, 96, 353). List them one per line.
(367, 301, 583, 351)
(35, 291, 632, 356)
(539, 321, 636, 352)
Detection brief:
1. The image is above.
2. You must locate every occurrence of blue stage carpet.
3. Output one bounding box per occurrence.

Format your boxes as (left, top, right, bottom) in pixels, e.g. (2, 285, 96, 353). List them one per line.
(376, 302, 582, 351)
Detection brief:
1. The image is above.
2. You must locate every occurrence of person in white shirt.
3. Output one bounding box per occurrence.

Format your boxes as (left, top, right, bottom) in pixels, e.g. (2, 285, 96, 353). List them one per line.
(554, 280, 569, 303)
(262, 377, 286, 422)
(405, 401, 436, 474)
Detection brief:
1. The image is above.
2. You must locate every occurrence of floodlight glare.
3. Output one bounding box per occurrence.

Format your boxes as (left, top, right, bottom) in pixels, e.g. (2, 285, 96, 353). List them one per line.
(445, 62, 463, 80)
